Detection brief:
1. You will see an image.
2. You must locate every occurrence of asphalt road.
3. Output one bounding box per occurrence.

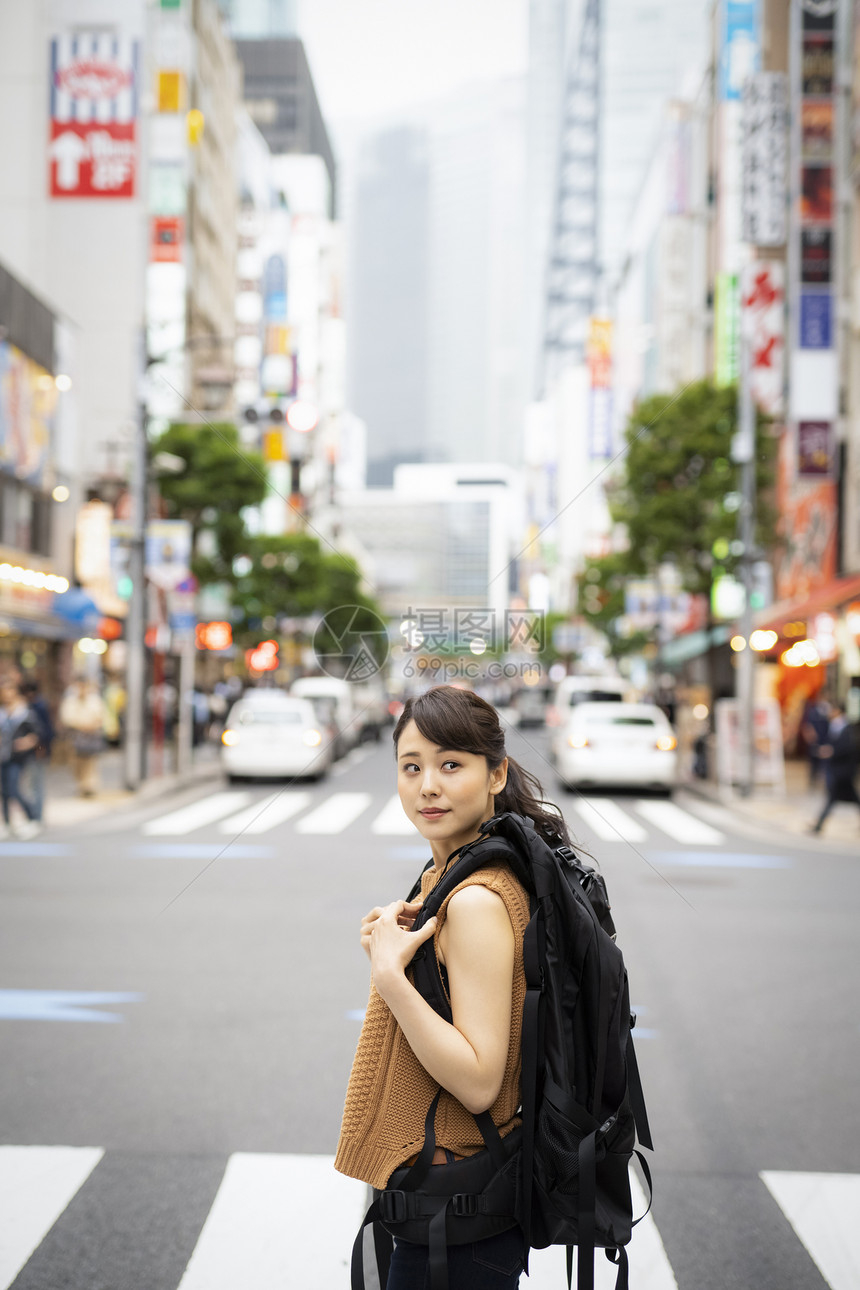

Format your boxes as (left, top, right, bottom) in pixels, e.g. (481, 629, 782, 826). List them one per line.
(1, 724, 857, 1290)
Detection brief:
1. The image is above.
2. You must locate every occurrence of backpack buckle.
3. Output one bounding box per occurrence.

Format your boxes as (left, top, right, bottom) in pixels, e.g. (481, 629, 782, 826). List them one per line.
(380, 1190, 409, 1223)
(452, 1193, 478, 1217)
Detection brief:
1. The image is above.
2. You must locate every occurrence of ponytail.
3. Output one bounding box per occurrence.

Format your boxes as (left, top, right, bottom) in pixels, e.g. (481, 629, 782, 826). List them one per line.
(495, 754, 572, 848)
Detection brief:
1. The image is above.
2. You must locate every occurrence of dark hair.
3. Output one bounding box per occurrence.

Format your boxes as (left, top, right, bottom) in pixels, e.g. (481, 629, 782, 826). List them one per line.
(393, 685, 572, 847)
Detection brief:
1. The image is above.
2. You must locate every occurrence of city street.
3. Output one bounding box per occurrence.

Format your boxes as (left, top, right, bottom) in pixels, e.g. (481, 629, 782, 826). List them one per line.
(1, 724, 857, 1290)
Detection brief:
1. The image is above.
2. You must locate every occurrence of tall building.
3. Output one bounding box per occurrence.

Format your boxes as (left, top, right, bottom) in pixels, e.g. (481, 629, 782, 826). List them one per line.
(0, 0, 148, 486)
(347, 126, 431, 485)
(347, 80, 528, 479)
(0, 258, 77, 689)
(599, 0, 709, 289)
(231, 38, 336, 213)
(425, 79, 527, 469)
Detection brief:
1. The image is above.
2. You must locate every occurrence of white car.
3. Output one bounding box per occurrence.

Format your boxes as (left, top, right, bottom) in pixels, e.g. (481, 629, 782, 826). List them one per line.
(545, 675, 628, 727)
(221, 696, 333, 782)
(553, 702, 678, 793)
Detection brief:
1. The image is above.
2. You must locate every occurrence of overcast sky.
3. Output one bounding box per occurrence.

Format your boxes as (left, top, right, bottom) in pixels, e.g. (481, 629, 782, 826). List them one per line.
(297, 0, 529, 141)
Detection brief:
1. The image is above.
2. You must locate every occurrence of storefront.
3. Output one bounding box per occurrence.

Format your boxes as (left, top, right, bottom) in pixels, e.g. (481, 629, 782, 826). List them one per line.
(750, 572, 860, 746)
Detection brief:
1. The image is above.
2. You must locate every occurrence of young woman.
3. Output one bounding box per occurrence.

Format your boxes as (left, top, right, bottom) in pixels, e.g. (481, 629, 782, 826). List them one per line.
(335, 684, 572, 1289)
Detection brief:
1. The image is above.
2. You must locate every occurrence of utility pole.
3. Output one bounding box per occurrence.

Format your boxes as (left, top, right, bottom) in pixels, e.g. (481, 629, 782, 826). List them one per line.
(734, 330, 756, 798)
(124, 367, 148, 791)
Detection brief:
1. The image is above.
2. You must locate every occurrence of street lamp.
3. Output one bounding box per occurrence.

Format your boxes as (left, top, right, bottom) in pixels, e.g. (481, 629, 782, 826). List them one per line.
(124, 334, 236, 791)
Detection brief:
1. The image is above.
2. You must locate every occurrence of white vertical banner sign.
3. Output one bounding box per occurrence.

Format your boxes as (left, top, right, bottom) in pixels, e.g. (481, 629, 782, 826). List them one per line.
(741, 261, 786, 415)
(741, 72, 789, 246)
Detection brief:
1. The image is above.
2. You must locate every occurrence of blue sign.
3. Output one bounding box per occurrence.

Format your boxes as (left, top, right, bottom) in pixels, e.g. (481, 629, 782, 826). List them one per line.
(721, 0, 760, 101)
(800, 292, 832, 348)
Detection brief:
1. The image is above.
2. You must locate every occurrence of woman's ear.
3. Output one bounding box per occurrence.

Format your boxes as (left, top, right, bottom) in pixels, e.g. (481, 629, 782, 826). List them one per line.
(490, 757, 508, 797)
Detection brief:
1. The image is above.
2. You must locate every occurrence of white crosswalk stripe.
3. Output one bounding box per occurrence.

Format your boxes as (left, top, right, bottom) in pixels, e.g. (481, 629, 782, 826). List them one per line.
(761, 1171, 860, 1290)
(143, 793, 252, 836)
(634, 800, 725, 845)
(139, 787, 730, 846)
(216, 792, 312, 835)
(572, 798, 649, 843)
(176, 1153, 366, 1290)
(370, 793, 419, 835)
(294, 791, 373, 834)
(0, 1145, 104, 1288)
(3, 1148, 859, 1289)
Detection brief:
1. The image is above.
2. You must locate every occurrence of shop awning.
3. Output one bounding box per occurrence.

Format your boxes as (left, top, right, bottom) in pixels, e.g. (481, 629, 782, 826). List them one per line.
(752, 572, 860, 636)
(660, 624, 733, 667)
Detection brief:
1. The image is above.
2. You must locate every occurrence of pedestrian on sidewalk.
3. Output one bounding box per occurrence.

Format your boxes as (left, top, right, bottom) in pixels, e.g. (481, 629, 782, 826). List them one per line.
(0, 680, 42, 839)
(800, 695, 831, 785)
(810, 702, 860, 835)
(59, 678, 107, 798)
(20, 677, 54, 825)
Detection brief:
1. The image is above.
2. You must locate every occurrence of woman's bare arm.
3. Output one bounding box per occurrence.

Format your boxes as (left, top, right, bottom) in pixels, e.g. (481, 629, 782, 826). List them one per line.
(369, 885, 514, 1115)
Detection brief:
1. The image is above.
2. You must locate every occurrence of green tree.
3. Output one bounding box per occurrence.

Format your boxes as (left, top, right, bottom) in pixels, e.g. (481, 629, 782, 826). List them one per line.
(150, 422, 268, 583)
(231, 532, 386, 667)
(577, 379, 778, 669)
(609, 379, 776, 594)
(576, 553, 652, 659)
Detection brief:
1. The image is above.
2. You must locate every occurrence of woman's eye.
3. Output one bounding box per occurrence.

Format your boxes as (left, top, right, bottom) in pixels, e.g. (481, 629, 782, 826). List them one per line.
(443, 760, 459, 770)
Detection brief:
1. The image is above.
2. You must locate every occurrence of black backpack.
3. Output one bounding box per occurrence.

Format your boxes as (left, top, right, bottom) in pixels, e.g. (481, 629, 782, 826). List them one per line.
(351, 810, 653, 1290)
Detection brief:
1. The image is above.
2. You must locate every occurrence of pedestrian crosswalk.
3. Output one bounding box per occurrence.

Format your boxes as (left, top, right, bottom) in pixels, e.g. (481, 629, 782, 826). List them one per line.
(0, 1145, 104, 1287)
(0, 1145, 853, 1290)
(135, 788, 729, 848)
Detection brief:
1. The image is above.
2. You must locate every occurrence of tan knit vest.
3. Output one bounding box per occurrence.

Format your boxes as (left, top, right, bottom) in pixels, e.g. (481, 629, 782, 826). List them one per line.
(334, 863, 531, 1189)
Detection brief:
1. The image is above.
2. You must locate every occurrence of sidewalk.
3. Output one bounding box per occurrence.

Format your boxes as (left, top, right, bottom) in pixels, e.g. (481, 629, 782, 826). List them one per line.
(39, 741, 223, 830)
(683, 757, 860, 848)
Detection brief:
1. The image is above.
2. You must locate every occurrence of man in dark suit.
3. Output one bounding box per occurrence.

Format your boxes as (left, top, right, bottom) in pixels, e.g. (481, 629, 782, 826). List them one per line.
(810, 703, 860, 834)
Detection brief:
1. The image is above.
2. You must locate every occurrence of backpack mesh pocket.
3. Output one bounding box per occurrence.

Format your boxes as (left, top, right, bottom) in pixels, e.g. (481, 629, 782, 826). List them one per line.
(537, 1097, 583, 1194)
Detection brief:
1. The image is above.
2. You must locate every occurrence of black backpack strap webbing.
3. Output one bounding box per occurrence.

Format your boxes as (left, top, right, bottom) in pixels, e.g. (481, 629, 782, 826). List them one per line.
(577, 1127, 597, 1290)
(373, 1222, 393, 1286)
(606, 1245, 629, 1289)
(349, 1089, 442, 1290)
(472, 1109, 510, 1174)
(625, 1033, 653, 1150)
(350, 1195, 384, 1290)
(393, 1088, 442, 1192)
(632, 1150, 654, 1225)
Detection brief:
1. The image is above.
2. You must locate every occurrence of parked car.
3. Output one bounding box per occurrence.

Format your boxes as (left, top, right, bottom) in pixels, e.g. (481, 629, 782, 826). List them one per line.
(221, 696, 332, 782)
(545, 674, 628, 727)
(290, 676, 359, 759)
(552, 702, 678, 793)
(511, 680, 555, 728)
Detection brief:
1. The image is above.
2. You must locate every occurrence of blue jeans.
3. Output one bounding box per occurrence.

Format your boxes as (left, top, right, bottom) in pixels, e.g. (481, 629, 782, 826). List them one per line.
(386, 1226, 523, 1290)
(23, 756, 46, 822)
(1, 760, 37, 824)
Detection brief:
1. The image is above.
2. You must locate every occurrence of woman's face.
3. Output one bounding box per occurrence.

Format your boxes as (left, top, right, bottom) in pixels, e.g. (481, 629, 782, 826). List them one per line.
(396, 718, 507, 861)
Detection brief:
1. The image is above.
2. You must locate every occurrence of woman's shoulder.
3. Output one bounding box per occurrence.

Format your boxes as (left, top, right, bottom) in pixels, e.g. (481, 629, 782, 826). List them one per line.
(444, 863, 531, 923)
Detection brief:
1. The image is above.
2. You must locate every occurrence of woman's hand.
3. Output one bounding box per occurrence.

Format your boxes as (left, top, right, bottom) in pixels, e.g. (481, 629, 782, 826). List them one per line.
(363, 900, 437, 996)
(360, 899, 423, 959)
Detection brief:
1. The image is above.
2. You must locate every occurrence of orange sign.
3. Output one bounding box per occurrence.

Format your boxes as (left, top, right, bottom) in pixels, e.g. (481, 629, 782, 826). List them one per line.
(774, 432, 837, 600)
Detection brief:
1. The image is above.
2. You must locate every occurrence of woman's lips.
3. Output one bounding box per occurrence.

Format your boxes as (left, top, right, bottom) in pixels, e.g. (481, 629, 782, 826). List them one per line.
(419, 808, 449, 817)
